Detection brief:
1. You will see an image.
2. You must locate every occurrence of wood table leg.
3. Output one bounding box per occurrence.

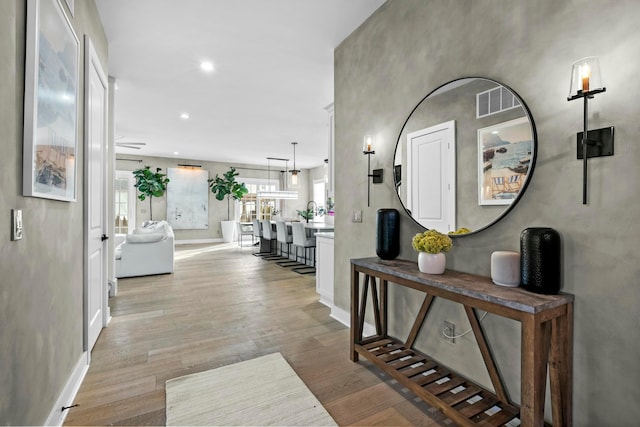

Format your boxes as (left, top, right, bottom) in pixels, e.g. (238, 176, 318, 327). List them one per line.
(350, 264, 359, 362)
(549, 303, 573, 426)
(381, 280, 388, 337)
(521, 315, 551, 426)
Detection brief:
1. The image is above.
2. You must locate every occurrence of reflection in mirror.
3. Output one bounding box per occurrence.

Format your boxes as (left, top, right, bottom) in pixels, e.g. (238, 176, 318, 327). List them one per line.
(394, 78, 536, 236)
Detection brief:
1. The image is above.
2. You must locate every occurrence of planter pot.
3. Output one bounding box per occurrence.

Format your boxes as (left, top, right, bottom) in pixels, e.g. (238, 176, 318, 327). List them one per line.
(418, 252, 446, 274)
(221, 220, 236, 243)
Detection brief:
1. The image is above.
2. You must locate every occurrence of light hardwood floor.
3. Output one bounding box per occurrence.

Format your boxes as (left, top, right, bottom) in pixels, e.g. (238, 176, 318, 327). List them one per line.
(65, 243, 451, 426)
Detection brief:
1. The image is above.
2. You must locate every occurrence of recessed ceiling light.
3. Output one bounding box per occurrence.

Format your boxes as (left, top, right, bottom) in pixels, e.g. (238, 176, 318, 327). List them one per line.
(180, 113, 190, 119)
(174, 152, 180, 155)
(200, 61, 214, 72)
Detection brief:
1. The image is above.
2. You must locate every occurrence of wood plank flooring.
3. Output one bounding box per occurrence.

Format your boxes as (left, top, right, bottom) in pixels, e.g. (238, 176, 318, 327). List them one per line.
(64, 243, 451, 426)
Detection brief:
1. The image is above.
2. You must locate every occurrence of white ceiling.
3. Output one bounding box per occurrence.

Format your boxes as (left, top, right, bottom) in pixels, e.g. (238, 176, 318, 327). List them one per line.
(96, 0, 385, 169)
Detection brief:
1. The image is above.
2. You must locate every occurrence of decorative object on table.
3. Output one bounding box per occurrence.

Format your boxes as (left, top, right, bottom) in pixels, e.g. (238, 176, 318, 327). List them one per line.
(208, 167, 248, 242)
(376, 209, 400, 260)
(23, 0, 79, 202)
(412, 229, 453, 274)
(520, 227, 561, 294)
(133, 166, 170, 221)
(491, 251, 520, 287)
(567, 56, 613, 205)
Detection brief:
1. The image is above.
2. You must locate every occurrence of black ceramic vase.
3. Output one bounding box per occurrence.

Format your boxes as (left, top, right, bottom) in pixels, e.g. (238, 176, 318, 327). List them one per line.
(376, 209, 400, 260)
(520, 227, 561, 294)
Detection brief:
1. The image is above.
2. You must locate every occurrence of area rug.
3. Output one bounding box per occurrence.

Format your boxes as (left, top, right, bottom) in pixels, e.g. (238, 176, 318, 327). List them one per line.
(165, 352, 337, 426)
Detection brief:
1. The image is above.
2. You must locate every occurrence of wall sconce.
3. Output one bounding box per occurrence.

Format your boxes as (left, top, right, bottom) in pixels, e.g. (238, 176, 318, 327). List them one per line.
(567, 56, 614, 204)
(363, 135, 383, 207)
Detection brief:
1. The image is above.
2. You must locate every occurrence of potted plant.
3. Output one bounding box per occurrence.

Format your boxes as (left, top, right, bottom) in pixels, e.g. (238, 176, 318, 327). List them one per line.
(412, 229, 453, 274)
(132, 166, 170, 221)
(208, 167, 248, 242)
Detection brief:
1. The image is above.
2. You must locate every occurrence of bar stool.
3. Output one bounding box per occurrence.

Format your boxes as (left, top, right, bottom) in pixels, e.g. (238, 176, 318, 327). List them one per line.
(291, 222, 316, 274)
(275, 221, 298, 267)
(252, 219, 272, 257)
(260, 219, 281, 260)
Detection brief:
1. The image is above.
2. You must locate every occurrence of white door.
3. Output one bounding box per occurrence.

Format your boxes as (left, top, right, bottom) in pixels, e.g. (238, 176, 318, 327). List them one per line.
(84, 36, 109, 352)
(406, 121, 456, 233)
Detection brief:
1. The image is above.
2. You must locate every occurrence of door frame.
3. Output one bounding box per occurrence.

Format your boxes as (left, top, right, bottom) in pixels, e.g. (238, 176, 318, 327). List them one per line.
(83, 35, 110, 353)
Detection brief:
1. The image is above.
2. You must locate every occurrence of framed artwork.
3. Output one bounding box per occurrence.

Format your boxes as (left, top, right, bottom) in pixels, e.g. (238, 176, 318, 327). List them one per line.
(477, 117, 533, 205)
(166, 168, 209, 230)
(23, 0, 79, 201)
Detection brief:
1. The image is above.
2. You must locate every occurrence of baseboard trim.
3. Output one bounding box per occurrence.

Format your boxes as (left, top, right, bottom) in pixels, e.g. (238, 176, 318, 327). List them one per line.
(330, 305, 376, 337)
(45, 351, 89, 426)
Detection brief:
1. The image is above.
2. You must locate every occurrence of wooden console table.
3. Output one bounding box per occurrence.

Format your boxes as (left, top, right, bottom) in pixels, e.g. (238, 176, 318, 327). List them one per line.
(350, 258, 573, 427)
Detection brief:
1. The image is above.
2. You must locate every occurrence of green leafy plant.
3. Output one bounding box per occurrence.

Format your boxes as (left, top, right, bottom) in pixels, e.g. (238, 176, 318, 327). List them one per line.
(208, 167, 248, 221)
(132, 166, 170, 220)
(296, 209, 314, 221)
(449, 227, 472, 235)
(412, 229, 453, 254)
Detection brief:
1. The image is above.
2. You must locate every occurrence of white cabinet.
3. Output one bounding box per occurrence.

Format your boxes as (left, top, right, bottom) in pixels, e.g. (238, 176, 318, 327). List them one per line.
(315, 233, 334, 308)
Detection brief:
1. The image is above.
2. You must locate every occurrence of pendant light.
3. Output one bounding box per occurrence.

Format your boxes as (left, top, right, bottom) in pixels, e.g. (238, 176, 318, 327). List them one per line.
(290, 142, 301, 186)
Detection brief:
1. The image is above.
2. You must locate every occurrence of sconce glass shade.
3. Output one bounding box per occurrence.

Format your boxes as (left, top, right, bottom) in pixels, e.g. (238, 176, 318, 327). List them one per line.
(363, 135, 375, 153)
(568, 56, 604, 98)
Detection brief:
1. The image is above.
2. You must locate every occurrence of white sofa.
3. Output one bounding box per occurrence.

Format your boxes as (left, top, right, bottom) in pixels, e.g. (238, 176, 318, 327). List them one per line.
(115, 220, 175, 278)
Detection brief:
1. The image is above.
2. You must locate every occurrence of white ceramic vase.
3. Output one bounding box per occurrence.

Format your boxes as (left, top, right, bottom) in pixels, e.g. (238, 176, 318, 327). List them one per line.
(418, 252, 446, 274)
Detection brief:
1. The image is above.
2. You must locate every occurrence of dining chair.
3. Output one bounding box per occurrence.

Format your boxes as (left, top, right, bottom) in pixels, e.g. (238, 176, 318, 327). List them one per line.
(236, 222, 255, 247)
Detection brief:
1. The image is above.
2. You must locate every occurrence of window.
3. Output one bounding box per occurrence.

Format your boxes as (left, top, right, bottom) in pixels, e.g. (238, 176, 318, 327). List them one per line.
(114, 171, 136, 235)
(239, 178, 278, 222)
(476, 86, 521, 118)
(313, 179, 326, 212)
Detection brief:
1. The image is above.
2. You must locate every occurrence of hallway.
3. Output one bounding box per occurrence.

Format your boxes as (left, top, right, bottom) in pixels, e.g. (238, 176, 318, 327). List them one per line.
(64, 243, 448, 425)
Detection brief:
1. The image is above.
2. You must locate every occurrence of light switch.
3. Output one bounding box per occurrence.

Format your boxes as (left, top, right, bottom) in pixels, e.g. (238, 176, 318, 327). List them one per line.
(352, 209, 362, 223)
(12, 209, 23, 241)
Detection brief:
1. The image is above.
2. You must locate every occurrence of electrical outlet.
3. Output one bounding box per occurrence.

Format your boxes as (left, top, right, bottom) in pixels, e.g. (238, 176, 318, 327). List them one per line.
(443, 321, 455, 344)
(352, 209, 362, 222)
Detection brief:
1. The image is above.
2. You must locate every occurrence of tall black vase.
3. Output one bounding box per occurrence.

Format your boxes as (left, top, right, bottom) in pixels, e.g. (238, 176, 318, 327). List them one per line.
(376, 209, 400, 260)
(520, 227, 561, 294)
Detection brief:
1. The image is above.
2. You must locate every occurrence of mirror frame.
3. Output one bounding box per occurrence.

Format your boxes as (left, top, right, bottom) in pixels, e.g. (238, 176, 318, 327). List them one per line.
(393, 77, 538, 237)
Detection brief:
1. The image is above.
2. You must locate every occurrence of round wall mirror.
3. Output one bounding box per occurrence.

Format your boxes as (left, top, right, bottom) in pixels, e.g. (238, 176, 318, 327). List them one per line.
(393, 77, 537, 236)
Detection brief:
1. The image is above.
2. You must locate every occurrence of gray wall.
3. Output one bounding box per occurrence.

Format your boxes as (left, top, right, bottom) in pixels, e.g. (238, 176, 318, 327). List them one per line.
(0, 0, 107, 424)
(334, 0, 640, 425)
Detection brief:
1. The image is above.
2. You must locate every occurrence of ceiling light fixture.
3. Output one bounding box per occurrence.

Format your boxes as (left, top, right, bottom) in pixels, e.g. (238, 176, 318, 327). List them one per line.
(200, 61, 215, 72)
(180, 113, 190, 119)
(256, 157, 298, 200)
(289, 142, 301, 186)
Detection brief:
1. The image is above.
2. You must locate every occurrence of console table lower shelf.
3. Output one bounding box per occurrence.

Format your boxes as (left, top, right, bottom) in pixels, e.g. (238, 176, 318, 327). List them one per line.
(355, 336, 519, 426)
(350, 258, 573, 427)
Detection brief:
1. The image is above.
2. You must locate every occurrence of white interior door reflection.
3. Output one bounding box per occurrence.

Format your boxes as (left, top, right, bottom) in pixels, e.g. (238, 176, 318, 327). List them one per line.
(406, 120, 456, 233)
